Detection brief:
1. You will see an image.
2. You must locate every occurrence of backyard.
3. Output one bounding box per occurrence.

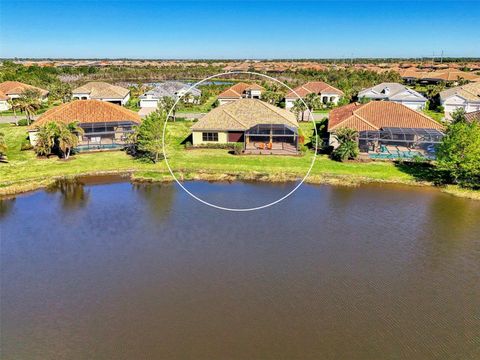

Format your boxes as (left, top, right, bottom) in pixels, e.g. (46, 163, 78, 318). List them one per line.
(0, 122, 477, 199)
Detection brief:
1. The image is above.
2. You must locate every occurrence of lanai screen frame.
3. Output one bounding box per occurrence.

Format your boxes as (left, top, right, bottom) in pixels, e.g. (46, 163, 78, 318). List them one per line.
(77, 120, 137, 150)
(245, 123, 299, 149)
(358, 127, 444, 144)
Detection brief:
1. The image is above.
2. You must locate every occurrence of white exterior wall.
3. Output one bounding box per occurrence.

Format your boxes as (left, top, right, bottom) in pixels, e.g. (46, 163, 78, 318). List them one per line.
(285, 92, 341, 111)
(394, 100, 426, 111)
(218, 98, 237, 106)
(0, 100, 10, 111)
(192, 131, 229, 145)
(285, 98, 296, 110)
(441, 95, 480, 119)
(140, 98, 159, 108)
(72, 93, 91, 100)
(28, 131, 39, 146)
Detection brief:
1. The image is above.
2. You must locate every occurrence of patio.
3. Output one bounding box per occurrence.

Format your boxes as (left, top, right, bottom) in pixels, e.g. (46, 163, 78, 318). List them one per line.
(244, 124, 299, 155)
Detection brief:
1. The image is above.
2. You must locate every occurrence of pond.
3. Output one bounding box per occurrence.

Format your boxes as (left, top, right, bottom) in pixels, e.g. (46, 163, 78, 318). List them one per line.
(1, 178, 479, 359)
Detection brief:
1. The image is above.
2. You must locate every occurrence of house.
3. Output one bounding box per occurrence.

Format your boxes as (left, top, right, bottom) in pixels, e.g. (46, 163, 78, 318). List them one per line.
(28, 100, 140, 151)
(285, 81, 344, 110)
(0, 81, 49, 111)
(358, 83, 427, 111)
(419, 69, 480, 85)
(328, 101, 444, 159)
(440, 82, 480, 120)
(191, 98, 299, 154)
(72, 82, 130, 106)
(139, 81, 201, 108)
(217, 83, 265, 106)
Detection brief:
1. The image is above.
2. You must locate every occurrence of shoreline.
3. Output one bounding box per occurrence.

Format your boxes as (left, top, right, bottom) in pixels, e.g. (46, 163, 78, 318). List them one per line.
(1, 169, 479, 201)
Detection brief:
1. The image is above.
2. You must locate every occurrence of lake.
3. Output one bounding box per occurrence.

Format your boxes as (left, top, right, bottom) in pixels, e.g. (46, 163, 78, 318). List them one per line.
(1, 179, 479, 359)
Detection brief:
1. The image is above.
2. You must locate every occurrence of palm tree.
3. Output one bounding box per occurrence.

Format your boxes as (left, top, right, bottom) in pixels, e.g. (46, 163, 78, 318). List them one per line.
(7, 99, 22, 125)
(292, 99, 307, 121)
(34, 122, 58, 157)
(332, 127, 359, 161)
(17, 89, 42, 125)
(57, 122, 84, 159)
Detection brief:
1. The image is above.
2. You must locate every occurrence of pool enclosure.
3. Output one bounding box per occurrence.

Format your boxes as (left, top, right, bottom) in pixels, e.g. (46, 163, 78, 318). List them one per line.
(76, 121, 136, 151)
(358, 127, 444, 159)
(244, 124, 299, 154)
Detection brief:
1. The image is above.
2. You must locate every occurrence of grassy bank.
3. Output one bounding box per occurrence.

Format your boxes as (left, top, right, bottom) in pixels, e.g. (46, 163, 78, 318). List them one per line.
(1, 123, 478, 200)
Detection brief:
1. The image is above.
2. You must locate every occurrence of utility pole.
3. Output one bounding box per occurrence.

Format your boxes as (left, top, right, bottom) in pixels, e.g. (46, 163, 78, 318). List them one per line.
(440, 50, 444, 63)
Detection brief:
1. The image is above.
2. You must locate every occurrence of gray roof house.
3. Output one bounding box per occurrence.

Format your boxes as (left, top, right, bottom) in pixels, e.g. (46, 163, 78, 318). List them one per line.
(358, 82, 427, 111)
(139, 81, 201, 108)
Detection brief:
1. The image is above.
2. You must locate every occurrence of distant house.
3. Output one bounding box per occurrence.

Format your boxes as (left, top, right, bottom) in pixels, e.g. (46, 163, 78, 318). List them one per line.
(191, 98, 299, 154)
(28, 100, 140, 151)
(358, 83, 427, 111)
(328, 101, 444, 159)
(0, 81, 49, 111)
(285, 81, 344, 110)
(419, 69, 480, 84)
(72, 82, 130, 106)
(440, 82, 480, 120)
(139, 81, 201, 108)
(217, 83, 265, 106)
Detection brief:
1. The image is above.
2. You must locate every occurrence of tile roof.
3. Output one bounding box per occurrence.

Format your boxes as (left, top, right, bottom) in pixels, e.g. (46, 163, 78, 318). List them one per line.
(217, 82, 265, 99)
(0, 91, 8, 100)
(328, 101, 444, 132)
(440, 82, 480, 102)
(465, 110, 480, 123)
(72, 81, 130, 99)
(358, 82, 427, 102)
(0, 81, 49, 97)
(285, 81, 344, 99)
(191, 98, 298, 131)
(422, 69, 480, 82)
(29, 100, 141, 129)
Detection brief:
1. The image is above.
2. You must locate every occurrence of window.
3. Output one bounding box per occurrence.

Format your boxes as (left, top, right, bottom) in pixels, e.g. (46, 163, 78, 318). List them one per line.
(202, 132, 218, 142)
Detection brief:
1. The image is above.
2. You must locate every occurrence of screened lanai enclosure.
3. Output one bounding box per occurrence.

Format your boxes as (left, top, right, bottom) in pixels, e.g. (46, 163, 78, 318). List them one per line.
(358, 127, 444, 160)
(244, 124, 299, 154)
(76, 121, 136, 151)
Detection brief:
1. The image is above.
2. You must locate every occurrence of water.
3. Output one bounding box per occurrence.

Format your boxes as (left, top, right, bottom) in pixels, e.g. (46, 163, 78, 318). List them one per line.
(1, 179, 479, 359)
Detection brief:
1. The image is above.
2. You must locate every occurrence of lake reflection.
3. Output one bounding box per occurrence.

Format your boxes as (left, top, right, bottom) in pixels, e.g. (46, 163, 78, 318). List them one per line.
(1, 180, 479, 360)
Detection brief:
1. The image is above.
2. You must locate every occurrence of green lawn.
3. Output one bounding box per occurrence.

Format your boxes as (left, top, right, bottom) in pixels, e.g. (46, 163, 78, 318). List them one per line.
(1, 122, 477, 199)
(423, 109, 445, 123)
(177, 95, 218, 113)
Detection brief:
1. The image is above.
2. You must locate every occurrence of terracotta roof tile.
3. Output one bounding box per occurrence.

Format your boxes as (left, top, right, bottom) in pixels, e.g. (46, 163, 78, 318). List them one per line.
(328, 101, 444, 132)
(286, 81, 344, 99)
(466, 110, 480, 123)
(0, 81, 49, 97)
(218, 82, 265, 99)
(192, 98, 298, 131)
(72, 81, 130, 99)
(30, 100, 140, 129)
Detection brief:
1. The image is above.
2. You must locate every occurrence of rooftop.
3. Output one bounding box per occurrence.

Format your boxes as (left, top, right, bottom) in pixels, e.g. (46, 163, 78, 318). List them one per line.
(72, 81, 130, 99)
(217, 82, 265, 99)
(192, 98, 298, 131)
(0, 81, 49, 97)
(358, 82, 427, 101)
(30, 100, 141, 129)
(285, 81, 344, 99)
(140, 81, 201, 99)
(440, 82, 480, 102)
(328, 101, 444, 132)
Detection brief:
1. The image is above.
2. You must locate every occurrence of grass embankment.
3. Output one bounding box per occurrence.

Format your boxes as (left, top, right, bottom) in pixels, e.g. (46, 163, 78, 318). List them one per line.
(0, 123, 478, 199)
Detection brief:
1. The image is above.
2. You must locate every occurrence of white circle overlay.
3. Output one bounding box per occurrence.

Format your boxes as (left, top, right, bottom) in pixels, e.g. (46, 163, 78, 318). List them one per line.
(162, 71, 318, 212)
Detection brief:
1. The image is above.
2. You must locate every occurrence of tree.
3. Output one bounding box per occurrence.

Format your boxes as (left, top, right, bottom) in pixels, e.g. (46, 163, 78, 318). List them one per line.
(16, 89, 42, 124)
(0, 131, 7, 161)
(133, 110, 167, 163)
(49, 82, 72, 103)
(7, 99, 23, 124)
(331, 127, 359, 161)
(34, 122, 58, 156)
(450, 107, 467, 124)
(57, 122, 84, 159)
(158, 96, 176, 121)
(436, 120, 480, 189)
(262, 91, 283, 106)
(292, 99, 307, 121)
(33, 121, 83, 159)
(304, 92, 322, 112)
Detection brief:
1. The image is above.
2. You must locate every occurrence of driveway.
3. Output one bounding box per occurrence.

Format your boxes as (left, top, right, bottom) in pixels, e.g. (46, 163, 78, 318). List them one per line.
(0, 115, 39, 124)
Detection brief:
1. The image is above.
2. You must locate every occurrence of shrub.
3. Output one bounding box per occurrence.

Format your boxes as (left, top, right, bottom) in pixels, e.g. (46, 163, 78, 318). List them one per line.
(331, 127, 359, 161)
(20, 138, 33, 151)
(17, 118, 29, 126)
(233, 143, 243, 155)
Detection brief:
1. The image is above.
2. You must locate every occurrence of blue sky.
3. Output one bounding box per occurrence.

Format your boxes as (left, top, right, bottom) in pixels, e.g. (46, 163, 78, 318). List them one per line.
(0, 1, 478, 59)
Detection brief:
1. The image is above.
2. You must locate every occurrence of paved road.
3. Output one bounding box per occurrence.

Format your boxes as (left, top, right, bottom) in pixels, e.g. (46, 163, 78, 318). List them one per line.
(0, 115, 39, 124)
